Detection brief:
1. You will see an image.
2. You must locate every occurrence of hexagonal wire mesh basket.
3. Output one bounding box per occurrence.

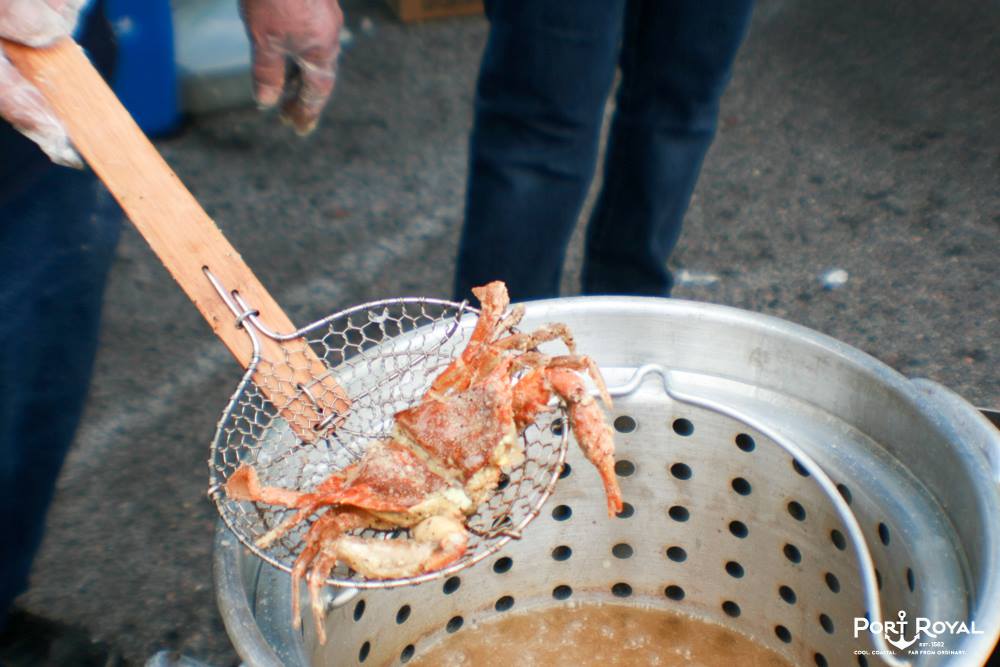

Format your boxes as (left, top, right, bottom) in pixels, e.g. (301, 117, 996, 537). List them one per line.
(207, 296, 570, 589)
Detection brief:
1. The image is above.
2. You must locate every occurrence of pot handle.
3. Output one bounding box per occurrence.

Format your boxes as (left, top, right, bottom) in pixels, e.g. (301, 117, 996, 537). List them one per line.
(607, 364, 911, 667)
(910, 378, 1000, 483)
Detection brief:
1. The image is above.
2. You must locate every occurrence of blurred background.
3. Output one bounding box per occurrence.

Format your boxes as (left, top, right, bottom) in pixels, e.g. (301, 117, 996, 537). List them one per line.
(13, 0, 998, 664)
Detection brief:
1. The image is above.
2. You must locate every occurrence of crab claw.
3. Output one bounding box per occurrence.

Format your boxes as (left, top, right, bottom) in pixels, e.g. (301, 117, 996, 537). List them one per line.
(546, 368, 623, 516)
(334, 515, 468, 580)
(301, 514, 469, 643)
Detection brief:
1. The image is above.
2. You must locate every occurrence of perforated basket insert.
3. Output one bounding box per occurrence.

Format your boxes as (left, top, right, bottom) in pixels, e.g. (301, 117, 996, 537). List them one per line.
(311, 376, 954, 666)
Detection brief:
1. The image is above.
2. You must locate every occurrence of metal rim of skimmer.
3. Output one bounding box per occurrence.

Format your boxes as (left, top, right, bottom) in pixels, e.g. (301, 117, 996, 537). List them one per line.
(203, 269, 570, 590)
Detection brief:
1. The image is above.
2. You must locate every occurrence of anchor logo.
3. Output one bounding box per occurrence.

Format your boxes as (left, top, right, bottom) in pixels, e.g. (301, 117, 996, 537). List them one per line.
(885, 611, 919, 651)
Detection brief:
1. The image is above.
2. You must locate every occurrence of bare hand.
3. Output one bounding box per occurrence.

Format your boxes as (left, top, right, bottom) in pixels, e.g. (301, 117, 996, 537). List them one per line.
(0, 0, 86, 167)
(239, 0, 344, 136)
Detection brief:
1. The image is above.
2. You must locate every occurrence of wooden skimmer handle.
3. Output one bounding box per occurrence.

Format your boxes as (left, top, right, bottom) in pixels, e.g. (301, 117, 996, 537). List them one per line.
(3, 37, 349, 440)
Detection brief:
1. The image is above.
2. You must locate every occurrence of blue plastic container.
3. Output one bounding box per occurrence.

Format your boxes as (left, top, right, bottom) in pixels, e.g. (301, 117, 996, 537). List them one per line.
(104, 0, 180, 135)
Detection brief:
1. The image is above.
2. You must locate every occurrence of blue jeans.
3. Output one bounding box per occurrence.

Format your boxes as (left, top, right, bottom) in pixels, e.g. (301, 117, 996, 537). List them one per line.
(454, 0, 754, 301)
(0, 168, 121, 617)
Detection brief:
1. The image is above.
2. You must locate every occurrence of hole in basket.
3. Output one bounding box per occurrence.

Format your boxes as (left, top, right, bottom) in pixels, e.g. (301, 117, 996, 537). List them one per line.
(787, 500, 806, 521)
(665, 585, 685, 601)
(878, 522, 891, 546)
(358, 641, 370, 663)
(837, 483, 853, 504)
(396, 605, 411, 625)
(617, 503, 635, 518)
(614, 415, 637, 433)
(551, 419, 564, 436)
(668, 505, 690, 522)
(725, 561, 745, 578)
(553, 585, 572, 601)
(906, 567, 916, 592)
(857, 655, 869, 667)
(670, 462, 692, 480)
(666, 546, 687, 562)
(612, 543, 634, 559)
(729, 520, 749, 538)
(446, 616, 464, 633)
(735, 433, 755, 452)
(552, 505, 572, 521)
(496, 473, 510, 490)
(493, 557, 513, 574)
(615, 460, 635, 477)
(819, 613, 834, 634)
(783, 543, 802, 564)
(875, 568, 883, 590)
(792, 459, 810, 477)
(722, 601, 741, 618)
(775, 625, 792, 643)
(443, 576, 461, 595)
(400, 645, 414, 663)
(830, 529, 847, 551)
(815, 653, 829, 667)
(779, 585, 797, 605)
(731, 478, 752, 496)
(353, 600, 365, 622)
(559, 463, 571, 479)
(825, 572, 841, 593)
(494, 596, 514, 612)
(552, 545, 572, 561)
(552, 544, 573, 560)
(611, 582, 632, 598)
(672, 418, 694, 436)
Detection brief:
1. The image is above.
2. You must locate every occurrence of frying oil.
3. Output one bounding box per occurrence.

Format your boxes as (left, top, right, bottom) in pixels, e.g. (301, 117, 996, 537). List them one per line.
(406, 602, 793, 666)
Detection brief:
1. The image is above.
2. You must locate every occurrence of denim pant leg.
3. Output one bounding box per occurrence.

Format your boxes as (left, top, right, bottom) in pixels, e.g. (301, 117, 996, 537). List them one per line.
(454, 0, 626, 302)
(582, 0, 754, 296)
(0, 168, 121, 616)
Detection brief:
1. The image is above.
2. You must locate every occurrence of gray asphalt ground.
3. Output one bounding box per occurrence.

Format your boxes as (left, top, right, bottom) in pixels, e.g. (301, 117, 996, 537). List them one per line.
(16, 0, 999, 664)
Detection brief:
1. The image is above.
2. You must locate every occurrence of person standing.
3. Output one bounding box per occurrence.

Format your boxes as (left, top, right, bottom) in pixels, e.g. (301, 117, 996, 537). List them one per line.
(0, 1, 344, 660)
(454, 0, 755, 301)
(0, 1, 121, 637)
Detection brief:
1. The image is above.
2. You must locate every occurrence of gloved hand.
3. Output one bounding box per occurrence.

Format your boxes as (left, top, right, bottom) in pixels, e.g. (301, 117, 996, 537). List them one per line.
(239, 0, 344, 136)
(0, 0, 85, 167)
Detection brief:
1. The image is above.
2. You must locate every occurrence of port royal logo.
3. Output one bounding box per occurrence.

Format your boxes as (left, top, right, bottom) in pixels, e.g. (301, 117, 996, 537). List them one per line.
(854, 610, 983, 653)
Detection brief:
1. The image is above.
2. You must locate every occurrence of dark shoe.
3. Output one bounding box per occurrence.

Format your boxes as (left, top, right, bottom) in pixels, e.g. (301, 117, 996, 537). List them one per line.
(0, 608, 125, 667)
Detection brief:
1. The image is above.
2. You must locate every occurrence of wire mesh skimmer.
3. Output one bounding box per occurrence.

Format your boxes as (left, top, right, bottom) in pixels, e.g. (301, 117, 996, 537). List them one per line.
(207, 293, 572, 589)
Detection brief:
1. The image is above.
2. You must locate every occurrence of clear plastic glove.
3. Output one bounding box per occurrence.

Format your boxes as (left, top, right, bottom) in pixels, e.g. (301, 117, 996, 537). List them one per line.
(239, 0, 344, 136)
(0, 0, 85, 167)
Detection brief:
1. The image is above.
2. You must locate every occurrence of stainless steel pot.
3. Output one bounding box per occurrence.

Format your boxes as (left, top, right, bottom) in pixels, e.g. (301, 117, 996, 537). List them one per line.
(214, 297, 1000, 666)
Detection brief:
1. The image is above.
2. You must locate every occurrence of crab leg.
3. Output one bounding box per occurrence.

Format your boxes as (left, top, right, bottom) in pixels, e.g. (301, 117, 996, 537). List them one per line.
(291, 509, 370, 642)
(430, 281, 510, 394)
(225, 464, 311, 507)
(495, 322, 577, 354)
(492, 303, 525, 338)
